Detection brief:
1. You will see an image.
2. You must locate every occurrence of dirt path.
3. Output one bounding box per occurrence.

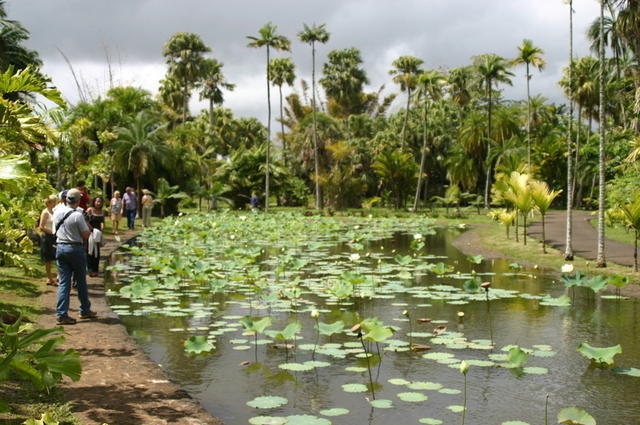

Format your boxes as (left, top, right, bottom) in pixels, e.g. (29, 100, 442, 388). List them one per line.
(38, 229, 224, 425)
(527, 210, 636, 268)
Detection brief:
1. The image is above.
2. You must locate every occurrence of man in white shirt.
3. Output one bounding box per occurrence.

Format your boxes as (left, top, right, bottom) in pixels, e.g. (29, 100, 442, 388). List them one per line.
(53, 188, 96, 324)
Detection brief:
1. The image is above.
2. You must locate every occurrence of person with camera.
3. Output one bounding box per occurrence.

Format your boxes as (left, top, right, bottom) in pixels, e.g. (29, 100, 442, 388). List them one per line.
(53, 188, 97, 325)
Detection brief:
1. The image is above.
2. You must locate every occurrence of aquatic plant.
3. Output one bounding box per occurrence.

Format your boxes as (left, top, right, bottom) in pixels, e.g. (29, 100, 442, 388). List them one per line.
(577, 342, 621, 368)
(557, 407, 596, 425)
(240, 316, 273, 361)
(184, 335, 214, 354)
(266, 322, 302, 360)
(460, 360, 469, 425)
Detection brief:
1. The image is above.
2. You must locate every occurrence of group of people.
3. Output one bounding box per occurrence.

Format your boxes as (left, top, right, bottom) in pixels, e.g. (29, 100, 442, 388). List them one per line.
(38, 182, 154, 325)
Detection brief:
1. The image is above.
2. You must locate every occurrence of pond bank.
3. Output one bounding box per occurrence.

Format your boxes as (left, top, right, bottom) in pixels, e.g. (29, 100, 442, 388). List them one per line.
(37, 228, 225, 425)
(450, 214, 640, 298)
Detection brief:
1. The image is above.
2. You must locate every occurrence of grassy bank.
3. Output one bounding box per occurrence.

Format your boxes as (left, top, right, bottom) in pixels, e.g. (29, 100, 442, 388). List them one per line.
(0, 254, 80, 424)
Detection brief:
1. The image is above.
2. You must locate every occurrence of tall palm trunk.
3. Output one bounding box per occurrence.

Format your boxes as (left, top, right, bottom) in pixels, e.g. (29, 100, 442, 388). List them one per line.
(483, 82, 493, 209)
(183, 78, 189, 123)
(278, 83, 287, 168)
(209, 98, 214, 127)
(401, 88, 412, 150)
(311, 41, 321, 210)
(564, 0, 575, 261)
(526, 61, 532, 171)
(572, 105, 582, 207)
(596, 1, 606, 267)
(413, 99, 429, 211)
(541, 213, 547, 253)
(265, 46, 272, 212)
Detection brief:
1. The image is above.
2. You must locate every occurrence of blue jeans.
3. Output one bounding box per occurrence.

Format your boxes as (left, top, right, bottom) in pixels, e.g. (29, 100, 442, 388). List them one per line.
(56, 244, 91, 317)
(126, 209, 136, 229)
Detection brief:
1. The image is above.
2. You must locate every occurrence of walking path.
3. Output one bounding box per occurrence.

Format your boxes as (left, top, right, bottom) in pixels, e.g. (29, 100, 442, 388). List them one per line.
(527, 210, 635, 267)
(38, 229, 224, 425)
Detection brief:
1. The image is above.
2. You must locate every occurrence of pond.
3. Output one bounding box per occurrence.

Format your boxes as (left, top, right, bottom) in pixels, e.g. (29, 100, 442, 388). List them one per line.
(105, 212, 640, 425)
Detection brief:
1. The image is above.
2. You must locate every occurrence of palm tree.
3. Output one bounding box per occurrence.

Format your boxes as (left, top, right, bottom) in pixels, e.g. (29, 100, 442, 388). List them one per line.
(319, 48, 369, 117)
(474, 54, 514, 209)
(596, 0, 607, 268)
(413, 70, 446, 210)
(113, 112, 170, 205)
(199, 58, 235, 127)
(153, 177, 188, 218)
(513, 39, 546, 171)
(247, 22, 291, 212)
(268, 57, 296, 167)
(299, 23, 330, 210)
(563, 0, 576, 261)
(389, 56, 424, 149)
(619, 194, 640, 271)
(530, 181, 562, 253)
(162, 32, 211, 123)
(372, 150, 417, 209)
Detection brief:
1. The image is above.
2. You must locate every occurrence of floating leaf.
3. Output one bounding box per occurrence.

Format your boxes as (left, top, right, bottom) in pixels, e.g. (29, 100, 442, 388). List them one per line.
(345, 366, 367, 373)
(502, 422, 531, 425)
(540, 295, 572, 307)
(388, 378, 410, 385)
(407, 381, 442, 391)
(422, 352, 454, 360)
(319, 408, 349, 416)
(608, 275, 630, 288)
(419, 419, 443, 425)
(577, 342, 622, 367)
(246, 396, 288, 409)
(369, 399, 394, 409)
(613, 367, 640, 377)
(523, 367, 548, 375)
(341, 383, 368, 393)
(447, 405, 465, 413)
(183, 335, 214, 354)
(278, 363, 314, 372)
(317, 320, 345, 336)
(249, 416, 288, 425)
(438, 388, 461, 395)
(466, 255, 484, 264)
(285, 415, 331, 425)
(397, 392, 428, 402)
(503, 346, 529, 368)
(557, 407, 596, 425)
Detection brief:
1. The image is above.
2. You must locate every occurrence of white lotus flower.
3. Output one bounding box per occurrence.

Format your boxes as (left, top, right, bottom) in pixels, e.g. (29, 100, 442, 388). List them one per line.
(561, 264, 574, 273)
(349, 253, 361, 262)
(413, 233, 423, 240)
(310, 310, 320, 319)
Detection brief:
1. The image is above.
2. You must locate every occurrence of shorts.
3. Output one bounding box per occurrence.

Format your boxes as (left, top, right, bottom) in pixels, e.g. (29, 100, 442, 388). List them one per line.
(40, 233, 56, 262)
(111, 213, 122, 221)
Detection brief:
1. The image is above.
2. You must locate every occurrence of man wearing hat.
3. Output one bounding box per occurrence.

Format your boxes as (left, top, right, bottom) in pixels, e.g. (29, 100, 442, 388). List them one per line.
(53, 188, 97, 324)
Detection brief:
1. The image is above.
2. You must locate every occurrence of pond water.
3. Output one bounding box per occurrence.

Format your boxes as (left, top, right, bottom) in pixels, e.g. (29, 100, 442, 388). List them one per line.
(105, 213, 640, 425)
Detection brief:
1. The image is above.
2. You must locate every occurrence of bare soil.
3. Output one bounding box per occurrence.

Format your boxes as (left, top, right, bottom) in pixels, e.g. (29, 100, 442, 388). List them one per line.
(38, 229, 225, 425)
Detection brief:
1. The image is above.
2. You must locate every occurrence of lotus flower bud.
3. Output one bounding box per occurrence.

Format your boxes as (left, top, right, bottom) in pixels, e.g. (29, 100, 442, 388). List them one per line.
(402, 310, 409, 317)
(460, 360, 469, 375)
(310, 310, 320, 319)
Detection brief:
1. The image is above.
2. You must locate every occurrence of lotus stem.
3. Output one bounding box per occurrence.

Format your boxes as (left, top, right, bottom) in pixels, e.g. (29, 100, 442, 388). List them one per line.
(461, 373, 467, 425)
(544, 393, 549, 425)
(358, 332, 376, 400)
(312, 317, 319, 361)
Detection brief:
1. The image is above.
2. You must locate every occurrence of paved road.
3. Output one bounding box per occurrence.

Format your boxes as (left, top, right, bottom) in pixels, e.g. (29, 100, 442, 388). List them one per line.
(528, 210, 635, 267)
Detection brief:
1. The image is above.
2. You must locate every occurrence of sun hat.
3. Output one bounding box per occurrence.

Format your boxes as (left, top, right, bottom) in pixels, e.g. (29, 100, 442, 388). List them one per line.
(59, 190, 68, 199)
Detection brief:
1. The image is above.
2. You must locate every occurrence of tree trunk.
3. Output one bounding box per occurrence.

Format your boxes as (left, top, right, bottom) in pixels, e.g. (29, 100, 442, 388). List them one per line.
(413, 100, 429, 211)
(401, 88, 412, 150)
(265, 47, 272, 212)
(515, 207, 519, 243)
(526, 61, 532, 171)
(483, 83, 493, 209)
(523, 212, 528, 245)
(596, 0, 606, 268)
(279, 83, 287, 168)
(572, 104, 582, 208)
(311, 41, 321, 210)
(564, 0, 575, 261)
(542, 213, 547, 253)
(634, 230, 638, 272)
(183, 77, 189, 123)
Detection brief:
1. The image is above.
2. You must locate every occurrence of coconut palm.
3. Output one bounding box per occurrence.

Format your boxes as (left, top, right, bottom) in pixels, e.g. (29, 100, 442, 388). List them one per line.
(199, 58, 235, 127)
(413, 70, 446, 210)
(513, 39, 546, 171)
(596, 0, 607, 268)
(162, 32, 211, 123)
(474, 54, 514, 209)
(389, 56, 424, 149)
(563, 0, 576, 261)
(247, 23, 291, 212)
(268, 57, 296, 167)
(298, 23, 330, 209)
(113, 112, 170, 203)
(530, 181, 562, 253)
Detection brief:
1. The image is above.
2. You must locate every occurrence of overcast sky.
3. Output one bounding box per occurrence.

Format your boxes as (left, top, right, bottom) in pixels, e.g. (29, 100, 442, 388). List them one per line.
(9, 0, 601, 121)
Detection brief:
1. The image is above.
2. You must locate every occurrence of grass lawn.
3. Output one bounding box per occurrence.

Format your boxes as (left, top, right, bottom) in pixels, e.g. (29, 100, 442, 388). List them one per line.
(0, 254, 49, 323)
(590, 218, 638, 247)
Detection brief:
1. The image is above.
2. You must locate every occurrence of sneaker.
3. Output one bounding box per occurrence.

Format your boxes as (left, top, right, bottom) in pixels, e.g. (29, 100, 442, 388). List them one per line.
(79, 311, 98, 319)
(56, 316, 77, 325)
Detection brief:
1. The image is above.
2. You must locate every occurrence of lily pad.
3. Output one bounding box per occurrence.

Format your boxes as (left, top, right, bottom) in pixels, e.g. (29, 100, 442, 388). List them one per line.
(341, 383, 368, 393)
(183, 335, 214, 354)
(246, 396, 288, 409)
(419, 419, 443, 425)
(285, 415, 331, 425)
(577, 342, 622, 367)
(319, 408, 349, 417)
(388, 378, 410, 385)
(249, 416, 288, 425)
(369, 399, 394, 409)
(447, 405, 465, 413)
(523, 367, 548, 375)
(407, 381, 442, 391)
(613, 367, 640, 377)
(397, 392, 428, 402)
(438, 388, 461, 395)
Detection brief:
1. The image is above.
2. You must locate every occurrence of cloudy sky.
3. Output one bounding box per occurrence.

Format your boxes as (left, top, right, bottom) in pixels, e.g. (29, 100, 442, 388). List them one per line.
(10, 0, 601, 121)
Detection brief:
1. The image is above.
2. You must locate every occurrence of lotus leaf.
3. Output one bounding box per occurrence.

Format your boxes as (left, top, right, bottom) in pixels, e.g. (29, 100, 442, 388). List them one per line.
(246, 396, 288, 409)
(557, 407, 596, 425)
(341, 383, 368, 393)
(249, 416, 288, 425)
(285, 415, 331, 425)
(419, 419, 443, 424)
(612, 367, 640, 377)
(369, 399, 394, 408)
(397, 392, 428, 402)
(319, 408, 349, 416)
(577, 342, 621, 367)
(183, 336, 214, 354)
